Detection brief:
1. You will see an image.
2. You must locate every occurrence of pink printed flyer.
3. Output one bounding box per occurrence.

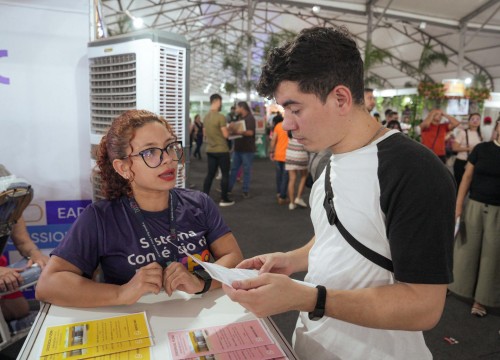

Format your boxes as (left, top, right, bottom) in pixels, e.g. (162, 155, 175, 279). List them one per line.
(186, 344, 285, 360)
(167, 319, 285, 360)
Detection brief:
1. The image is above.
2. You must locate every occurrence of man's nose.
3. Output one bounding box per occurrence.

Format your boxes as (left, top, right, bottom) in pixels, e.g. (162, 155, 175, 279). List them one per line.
(282, 116, 295, 131)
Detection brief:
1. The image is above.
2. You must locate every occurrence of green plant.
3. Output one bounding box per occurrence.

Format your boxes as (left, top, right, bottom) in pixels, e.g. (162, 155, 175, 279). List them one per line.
(472, 73, 488, 88)
(417, 43, 448, 81)
(263, 30, 297, 59)
(400, 43, 448, 82)
(417, 81, 445, 100)
(364, 41, 392, 86)
(465, 87, 491, 102)
(407, 95, 424, 141)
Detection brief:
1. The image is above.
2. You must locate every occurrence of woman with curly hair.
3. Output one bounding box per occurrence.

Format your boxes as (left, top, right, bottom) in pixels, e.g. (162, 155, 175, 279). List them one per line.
(36, 110, 243, 307)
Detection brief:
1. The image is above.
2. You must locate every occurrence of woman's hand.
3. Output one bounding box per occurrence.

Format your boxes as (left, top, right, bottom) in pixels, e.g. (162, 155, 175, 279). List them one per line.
(117, 262, 163, 305)
(163, 262, 204, 296)
(237, 252, 294, 275)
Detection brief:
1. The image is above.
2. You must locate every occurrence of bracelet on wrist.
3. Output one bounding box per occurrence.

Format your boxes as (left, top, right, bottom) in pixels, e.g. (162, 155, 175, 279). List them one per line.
(308, 285, 327, 321)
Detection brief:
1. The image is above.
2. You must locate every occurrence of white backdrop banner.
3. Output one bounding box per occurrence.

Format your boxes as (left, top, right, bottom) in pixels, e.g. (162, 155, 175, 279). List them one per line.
(0, 0, 92, 274)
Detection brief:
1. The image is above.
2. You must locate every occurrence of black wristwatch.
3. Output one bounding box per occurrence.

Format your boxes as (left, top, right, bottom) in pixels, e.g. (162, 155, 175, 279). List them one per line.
(193, 269, 212, 295)
(308, 285, 327, 321)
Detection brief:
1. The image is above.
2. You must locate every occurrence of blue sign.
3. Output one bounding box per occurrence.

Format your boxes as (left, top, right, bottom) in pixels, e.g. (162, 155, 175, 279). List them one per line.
(46, 200, 91, 224)
(5, 224, 72, 250)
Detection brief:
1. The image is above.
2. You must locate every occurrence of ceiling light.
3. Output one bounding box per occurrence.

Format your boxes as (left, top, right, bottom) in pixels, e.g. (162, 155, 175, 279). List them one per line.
(418, 21, 426, 29)
(125, 10, 144, 29)
(312, 6, 321, 14)
(464, 77, 472, 85)
(133, 17, 144, 29)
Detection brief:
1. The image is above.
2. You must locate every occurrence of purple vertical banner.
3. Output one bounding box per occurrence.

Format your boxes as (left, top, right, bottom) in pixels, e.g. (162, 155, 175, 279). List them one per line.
(0, 49, 10, 85)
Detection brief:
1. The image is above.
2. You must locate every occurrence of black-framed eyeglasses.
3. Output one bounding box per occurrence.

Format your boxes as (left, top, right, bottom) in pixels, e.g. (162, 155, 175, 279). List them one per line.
(124, 141, 183, 168)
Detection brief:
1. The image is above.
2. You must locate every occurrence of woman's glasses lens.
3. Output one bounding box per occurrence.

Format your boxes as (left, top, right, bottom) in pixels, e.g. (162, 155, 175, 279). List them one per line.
(140, 142, 183, 168)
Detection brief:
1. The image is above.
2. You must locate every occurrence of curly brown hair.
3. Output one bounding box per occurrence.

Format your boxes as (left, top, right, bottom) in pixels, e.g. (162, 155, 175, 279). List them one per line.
(95, 110, 175, 200)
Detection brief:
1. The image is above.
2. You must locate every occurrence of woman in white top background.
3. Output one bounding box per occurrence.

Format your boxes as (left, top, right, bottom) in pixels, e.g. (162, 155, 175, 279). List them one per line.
(452, 113, 483, 188)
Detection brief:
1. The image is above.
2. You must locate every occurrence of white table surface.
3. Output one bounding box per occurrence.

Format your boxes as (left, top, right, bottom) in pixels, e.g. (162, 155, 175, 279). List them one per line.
(18, 289, 298, 359)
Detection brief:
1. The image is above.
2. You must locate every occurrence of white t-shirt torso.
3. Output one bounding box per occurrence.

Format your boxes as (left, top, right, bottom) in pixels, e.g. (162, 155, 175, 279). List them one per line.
(293, 131, 455, 360)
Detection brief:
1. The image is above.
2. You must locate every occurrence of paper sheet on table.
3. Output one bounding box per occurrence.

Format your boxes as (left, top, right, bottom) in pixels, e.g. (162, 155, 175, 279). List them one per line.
(168, 319, 277, 360)
(40, 312, 151, 356)
(40, 339, 152, 360)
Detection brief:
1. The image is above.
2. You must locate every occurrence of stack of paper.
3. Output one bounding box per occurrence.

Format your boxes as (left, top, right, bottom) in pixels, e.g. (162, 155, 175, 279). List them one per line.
(40, 312, 153, 360)
(168, 319, 287, 360)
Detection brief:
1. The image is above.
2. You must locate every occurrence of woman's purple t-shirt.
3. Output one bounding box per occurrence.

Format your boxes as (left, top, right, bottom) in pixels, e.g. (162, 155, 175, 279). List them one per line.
(51, 188, 231, 285)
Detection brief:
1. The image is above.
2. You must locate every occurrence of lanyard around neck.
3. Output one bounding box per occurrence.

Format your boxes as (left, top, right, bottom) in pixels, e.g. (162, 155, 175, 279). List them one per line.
(128, 191, 177, 268)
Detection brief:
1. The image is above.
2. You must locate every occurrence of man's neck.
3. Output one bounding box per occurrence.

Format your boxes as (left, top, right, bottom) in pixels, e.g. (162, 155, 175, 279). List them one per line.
(331, 110, 387, 154)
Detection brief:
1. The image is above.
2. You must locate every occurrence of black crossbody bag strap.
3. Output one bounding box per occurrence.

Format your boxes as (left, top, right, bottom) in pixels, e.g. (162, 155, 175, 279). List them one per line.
(323, 162, 394, 272)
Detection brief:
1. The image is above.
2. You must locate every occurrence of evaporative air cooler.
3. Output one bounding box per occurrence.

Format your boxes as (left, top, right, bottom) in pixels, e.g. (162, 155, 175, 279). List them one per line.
(88, 30, 190, 200)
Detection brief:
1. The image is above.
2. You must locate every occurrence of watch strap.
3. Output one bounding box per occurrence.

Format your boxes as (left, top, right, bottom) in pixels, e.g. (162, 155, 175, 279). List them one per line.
(193, 269, 212, 295)
(308, 285, 326, 321)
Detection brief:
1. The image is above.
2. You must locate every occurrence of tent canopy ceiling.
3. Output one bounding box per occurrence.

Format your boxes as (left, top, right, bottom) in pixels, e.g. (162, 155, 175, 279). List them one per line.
(98, 0, 500, 96)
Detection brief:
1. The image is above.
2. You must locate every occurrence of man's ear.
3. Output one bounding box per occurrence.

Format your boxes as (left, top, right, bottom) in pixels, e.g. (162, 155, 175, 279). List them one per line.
(112, 159, 130, 180)
(328, 86, 353, 114)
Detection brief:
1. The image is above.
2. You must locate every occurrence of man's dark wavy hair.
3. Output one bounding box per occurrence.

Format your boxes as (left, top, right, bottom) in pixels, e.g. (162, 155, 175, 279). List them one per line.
(256, 26, 364, 105)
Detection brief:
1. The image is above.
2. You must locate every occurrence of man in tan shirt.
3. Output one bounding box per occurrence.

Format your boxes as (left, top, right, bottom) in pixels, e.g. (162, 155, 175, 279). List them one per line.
(202, 94, 234, 206)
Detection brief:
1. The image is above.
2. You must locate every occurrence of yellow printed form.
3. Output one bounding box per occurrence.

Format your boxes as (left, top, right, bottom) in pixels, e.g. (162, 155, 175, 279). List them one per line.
(40, 337, 152, 360)
(40, 312, 152, 357)
(42, 347, 152, 360)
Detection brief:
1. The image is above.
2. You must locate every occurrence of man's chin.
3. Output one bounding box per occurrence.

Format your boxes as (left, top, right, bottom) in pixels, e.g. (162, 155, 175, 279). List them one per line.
(303, 143, 323, 153)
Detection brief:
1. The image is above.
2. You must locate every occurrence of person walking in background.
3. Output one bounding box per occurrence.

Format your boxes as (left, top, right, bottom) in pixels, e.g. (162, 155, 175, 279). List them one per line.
(188, 117, 194, 158)
(269, 113, 289, 205)
(228, 101, 256, 199)
(452, 113, 483, 187)
(225, 105, 238, 124)
(203, 94, 234, 206)
(285, 132, 309, 210)
(192, 114, 204, 160)
(419, 108, 460, 163)
(449, 118, 500, 318)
